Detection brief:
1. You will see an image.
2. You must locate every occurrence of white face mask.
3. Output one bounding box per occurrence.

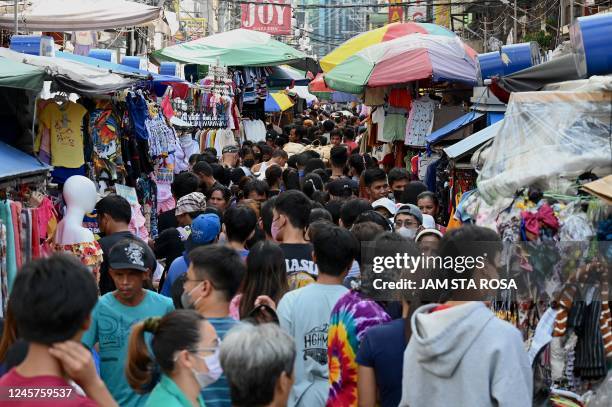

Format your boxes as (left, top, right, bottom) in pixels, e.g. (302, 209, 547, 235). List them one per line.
(398, 227, 417, 240)
(191, 350, 223, 389)
(180, 282, 203, 310)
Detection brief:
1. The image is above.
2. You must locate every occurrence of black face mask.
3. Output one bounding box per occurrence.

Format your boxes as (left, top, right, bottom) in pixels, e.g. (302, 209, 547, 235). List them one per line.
(393, 190, 403, 203)
(243, 159, 255, 168)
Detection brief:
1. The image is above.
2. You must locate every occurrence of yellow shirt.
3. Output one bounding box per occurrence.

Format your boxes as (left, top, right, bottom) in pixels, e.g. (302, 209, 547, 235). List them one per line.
(38, 101, 87, 168)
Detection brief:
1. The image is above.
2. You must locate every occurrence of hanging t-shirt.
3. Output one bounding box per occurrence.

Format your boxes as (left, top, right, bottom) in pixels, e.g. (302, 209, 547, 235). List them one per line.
(278, 283, 349, 407)
(364, 87, 386, 106)
(82, 290, 174, 407)
(38, 101, 87, 168)
(404, 97, 435, 147)
(372, 107, 386, 142)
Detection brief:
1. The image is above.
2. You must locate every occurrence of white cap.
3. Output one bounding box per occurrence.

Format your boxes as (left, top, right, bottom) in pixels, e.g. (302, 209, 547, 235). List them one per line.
(372, 198, 397, 216)
(416, 228, 444, 242)
(422, 214, 436, 229)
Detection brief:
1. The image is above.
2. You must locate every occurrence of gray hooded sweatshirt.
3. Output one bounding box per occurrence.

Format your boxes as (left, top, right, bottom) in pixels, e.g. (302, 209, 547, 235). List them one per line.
(399, 302, 532, 407)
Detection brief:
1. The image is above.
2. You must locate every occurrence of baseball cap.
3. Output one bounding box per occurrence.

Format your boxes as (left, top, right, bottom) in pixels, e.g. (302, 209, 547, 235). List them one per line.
(416, 228, 444, 242)
(421, 214, 436, 229)
(185, 213, 221, 251)
(395, 204, 423, 225)
(176, 192, 207, 216)
(372, 198, 397, 216)
(109, 238, 155, 272)
(222, 145, 239, 154)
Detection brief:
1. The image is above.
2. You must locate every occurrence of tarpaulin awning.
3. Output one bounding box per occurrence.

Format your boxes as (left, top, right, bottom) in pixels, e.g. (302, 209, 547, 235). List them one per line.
(487, 111, 505, 126)
(0, 0, 162, 31)
(0, 140, 51, 182)
(290, 86, 317, 107)
(444, 119, 504, 159)
(152, 29, 307, 67)
(265, 92, 294, 112)
(0, 57, 45, 91)
(496, 54, 581, 93)
(427, 111, 484, 144)
(0, 48, 139, 95)
(56, 51, 187, 96)
(268, 65, 310, 88)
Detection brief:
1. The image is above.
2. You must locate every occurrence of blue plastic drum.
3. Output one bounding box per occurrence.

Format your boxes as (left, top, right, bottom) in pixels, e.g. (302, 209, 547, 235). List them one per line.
(122, 56, 146, 70)
(160, 62, 179, 77)
(88, 49, 116, 63)
(477, 51, 505, 83)
(500, 42, 541, 76)
(571, 13, 612, 78)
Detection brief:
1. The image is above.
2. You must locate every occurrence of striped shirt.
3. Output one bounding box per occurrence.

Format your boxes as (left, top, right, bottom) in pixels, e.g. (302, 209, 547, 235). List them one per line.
(201, 317, 241, 407)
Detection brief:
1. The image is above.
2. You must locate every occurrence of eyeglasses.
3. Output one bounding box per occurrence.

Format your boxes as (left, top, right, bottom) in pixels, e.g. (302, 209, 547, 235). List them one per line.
(395, 220, 419, 228)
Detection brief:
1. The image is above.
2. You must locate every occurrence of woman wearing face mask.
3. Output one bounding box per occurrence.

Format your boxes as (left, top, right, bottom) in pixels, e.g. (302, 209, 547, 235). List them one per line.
(126, 310, 222, 407)
(393, 204, 423, 240)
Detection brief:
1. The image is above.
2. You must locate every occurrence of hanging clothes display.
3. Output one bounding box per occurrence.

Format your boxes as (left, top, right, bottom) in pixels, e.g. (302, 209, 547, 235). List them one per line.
(404, 96, 436, 147)
(89, 101, 125, 182)
(37, 100, 87, 168)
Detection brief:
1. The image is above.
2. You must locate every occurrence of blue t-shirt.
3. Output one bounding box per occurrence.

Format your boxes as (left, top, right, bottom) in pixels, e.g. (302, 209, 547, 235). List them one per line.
(202, 317, 240, 407)
(160, 254, 189, 297)
(355, 318, 406, 407)
(82, 290, 174, 407)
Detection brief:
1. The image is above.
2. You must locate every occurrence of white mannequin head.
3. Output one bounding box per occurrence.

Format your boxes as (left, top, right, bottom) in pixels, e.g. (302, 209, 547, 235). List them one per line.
(63, 176, 97, 214)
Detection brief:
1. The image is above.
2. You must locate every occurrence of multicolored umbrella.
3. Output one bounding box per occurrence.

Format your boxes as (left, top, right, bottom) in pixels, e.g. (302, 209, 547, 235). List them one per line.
(264, 92, 294, 112)
(325, 34, 478, 94)
(308, 73, 333, 98)
(321, 22, 458, 72)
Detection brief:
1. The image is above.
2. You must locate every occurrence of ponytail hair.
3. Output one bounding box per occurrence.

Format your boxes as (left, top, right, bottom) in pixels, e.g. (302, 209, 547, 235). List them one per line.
(126, 310, 205, 393)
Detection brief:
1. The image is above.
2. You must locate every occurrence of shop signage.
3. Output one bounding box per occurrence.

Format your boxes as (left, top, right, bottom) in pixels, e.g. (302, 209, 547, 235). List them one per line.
(241, 0, 292, 35)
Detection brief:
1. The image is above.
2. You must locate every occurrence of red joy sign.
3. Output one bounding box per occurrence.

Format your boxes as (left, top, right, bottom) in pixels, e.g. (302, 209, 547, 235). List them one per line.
(241, 0, 292, 35)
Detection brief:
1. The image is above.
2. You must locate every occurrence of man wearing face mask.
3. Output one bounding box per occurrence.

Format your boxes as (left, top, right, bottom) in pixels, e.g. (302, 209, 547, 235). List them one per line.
(182, 245, 246, 407)
(387, 168, 410, 203)
(393, 204, 423, 240)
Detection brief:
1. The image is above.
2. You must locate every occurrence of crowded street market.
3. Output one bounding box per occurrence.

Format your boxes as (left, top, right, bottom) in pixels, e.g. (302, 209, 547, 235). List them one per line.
(0, 0, 610, 406)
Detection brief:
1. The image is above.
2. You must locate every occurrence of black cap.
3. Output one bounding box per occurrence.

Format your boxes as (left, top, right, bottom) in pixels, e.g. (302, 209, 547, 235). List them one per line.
(222, 145, 239, 154)
(108, 238, 155, 272)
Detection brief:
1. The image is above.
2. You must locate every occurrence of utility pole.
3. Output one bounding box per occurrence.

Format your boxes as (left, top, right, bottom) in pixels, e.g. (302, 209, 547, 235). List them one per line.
(513, 0, 518, 43)
(13, 0, 17, 34)
(484, 16, 488, 52)
(570, 0, 574, 23)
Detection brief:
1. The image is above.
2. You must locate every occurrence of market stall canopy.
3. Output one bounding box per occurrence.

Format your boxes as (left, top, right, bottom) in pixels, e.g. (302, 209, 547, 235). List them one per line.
(290, 86, 317, 107)
(0, 0, 162, 31)
(477, 76, 612, 204)
(427, 111, 484, 144)
(0, 140, 51, 182)
(56, 51, 188, 96)
(0, 48, 140, 95)
(0, 57, 45, 91)
(152, 29, 307, 67)
(325, 34, 477, 94)
(444, 119, 504, 159)
(321, 22, 460, 73)
(268, 65, 310, 88)
(265, 92, 294, 112)
(496, 54, 581, 93)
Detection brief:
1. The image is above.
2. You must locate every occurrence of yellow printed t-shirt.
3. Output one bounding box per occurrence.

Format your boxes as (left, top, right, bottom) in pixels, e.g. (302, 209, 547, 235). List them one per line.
(38, 102, 86, 168)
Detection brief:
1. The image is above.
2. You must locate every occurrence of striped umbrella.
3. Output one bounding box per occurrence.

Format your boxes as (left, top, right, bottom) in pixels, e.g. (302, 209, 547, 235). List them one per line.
(325, 34, 478, 94)
(321, 22, 462, 72)
(264, 92, 294, 112)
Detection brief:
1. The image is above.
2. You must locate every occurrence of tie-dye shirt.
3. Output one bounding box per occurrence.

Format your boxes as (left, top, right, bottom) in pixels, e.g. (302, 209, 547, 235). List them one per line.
(327, 290, 391, 407)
